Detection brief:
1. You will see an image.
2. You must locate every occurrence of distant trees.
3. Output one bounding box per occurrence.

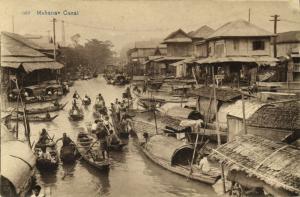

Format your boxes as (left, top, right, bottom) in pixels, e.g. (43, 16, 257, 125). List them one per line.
(59, 38, 115, 75)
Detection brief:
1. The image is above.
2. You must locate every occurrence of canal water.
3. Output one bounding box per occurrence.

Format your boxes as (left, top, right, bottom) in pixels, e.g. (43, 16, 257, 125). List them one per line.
(4, 76, 217, 197)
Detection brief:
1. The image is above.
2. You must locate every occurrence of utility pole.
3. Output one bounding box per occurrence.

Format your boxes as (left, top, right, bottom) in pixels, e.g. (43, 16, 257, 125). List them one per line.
(52, 18, 57, 60)
(270, 14, 280, 58)
(248, 8, 251, 23)
(62, 20, 65, 46)
(12, 16, 15, 33)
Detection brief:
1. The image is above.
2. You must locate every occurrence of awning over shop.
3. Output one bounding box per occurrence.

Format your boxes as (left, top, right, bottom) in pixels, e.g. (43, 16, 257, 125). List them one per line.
(22, 61, 64, 72)
(1, 31, 64, 73)
(169, 57, 196, 67)
(196, 56, 279, 65)
(154, 56, 186, 63)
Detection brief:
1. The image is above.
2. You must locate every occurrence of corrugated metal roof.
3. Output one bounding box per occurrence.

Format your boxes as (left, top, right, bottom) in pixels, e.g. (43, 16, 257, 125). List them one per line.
(222, 100, 266, 120)
(196, 56, 278, 64)
(170, 57, 196, 67)
(276, 31, 300, 44)
(1, 32, 64, 72)
(207, 19, 274, 40)
(163, 29, 192, 43)
(188, 25, 214, 39)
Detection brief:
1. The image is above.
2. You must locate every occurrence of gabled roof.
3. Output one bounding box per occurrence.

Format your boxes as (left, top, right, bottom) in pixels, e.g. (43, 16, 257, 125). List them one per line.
(276, 31, 300, 44)
(163, 29, 192, 43)
(207, 19, 274, 40)
(188, 25, 214, 39)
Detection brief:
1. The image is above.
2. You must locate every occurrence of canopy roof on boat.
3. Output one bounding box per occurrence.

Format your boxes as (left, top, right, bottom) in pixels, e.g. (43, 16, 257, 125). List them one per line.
(1, 132, 36, 194)
(144, 135, 194, 165)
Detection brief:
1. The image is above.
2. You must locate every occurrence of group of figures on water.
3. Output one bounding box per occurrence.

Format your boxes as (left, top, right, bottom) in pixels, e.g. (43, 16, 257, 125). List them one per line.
(32, 87, 134, 183)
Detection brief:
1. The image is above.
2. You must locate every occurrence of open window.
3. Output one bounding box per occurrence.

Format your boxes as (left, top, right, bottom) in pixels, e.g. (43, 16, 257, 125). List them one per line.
(252, 40, 265, 50)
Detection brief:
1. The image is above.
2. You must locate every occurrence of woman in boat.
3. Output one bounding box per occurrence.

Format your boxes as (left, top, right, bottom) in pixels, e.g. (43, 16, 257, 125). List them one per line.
(38, 129, 50, 145)
(56, 133, 72, 148)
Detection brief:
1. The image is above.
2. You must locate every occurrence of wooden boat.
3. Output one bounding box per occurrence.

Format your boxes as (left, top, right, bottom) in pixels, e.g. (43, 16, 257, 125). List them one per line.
(24, 96, 60, 104)
(140, 135, 221, 185)
(76, 132, 110, 171)
(137, 97, 166, 110)
(11, 114, 58, 122)
(60, 142, 77, 164)
(69, 108, 84, 121)
(34, 140, 59, 171)
(18, 102, 68, 115)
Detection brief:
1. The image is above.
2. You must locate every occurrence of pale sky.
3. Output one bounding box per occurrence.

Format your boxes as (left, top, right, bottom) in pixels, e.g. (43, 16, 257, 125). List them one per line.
(0, 0, 300, 54)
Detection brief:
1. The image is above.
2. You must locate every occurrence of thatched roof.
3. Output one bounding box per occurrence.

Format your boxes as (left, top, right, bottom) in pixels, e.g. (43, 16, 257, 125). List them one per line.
(276, 31, 300, 44)
(207, 19, 274, 40)
(162, 29, 192, 43)
(247, 101, 300, 130)
(188, 25, 214, 39)
(188, 86, 241, 102)
(209, 134, 300, 194)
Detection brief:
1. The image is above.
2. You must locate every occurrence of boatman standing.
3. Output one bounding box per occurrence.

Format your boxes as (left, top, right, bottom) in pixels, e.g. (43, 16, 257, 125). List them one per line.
(96, 124, 109, 160)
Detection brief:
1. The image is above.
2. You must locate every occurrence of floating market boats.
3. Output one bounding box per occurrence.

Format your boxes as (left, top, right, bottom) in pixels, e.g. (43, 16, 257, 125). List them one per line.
(11, 114, 59, 122)
(34, 139, 59, 171)
(76, 132, 110, 171)
(24, 96, 60, 104)
(140, 135, 221, 185)
(69, 108, 84, 121)
(60, 141, 77, 164)
(17, 102, 68, 115)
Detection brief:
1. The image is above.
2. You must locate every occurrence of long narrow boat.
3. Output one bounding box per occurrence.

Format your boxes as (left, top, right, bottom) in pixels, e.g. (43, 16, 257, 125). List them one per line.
(76, 132, 110, 171)
(24, 96, 60, 104)
(11, 114, 59, 122)
(60, 141, 77, 164)
(140, 135, 221, 185)
(69, 108, 84, 121)
(18, 102, 68, 115)
(34, 139, 59, 171)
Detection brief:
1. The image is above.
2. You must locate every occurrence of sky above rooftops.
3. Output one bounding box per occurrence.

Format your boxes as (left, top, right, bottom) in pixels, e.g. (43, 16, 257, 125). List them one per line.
(0, 0, 299, 54)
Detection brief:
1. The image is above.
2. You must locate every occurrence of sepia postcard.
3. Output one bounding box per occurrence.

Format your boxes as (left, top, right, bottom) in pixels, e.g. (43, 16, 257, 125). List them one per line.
(0, 0, 299, 196)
